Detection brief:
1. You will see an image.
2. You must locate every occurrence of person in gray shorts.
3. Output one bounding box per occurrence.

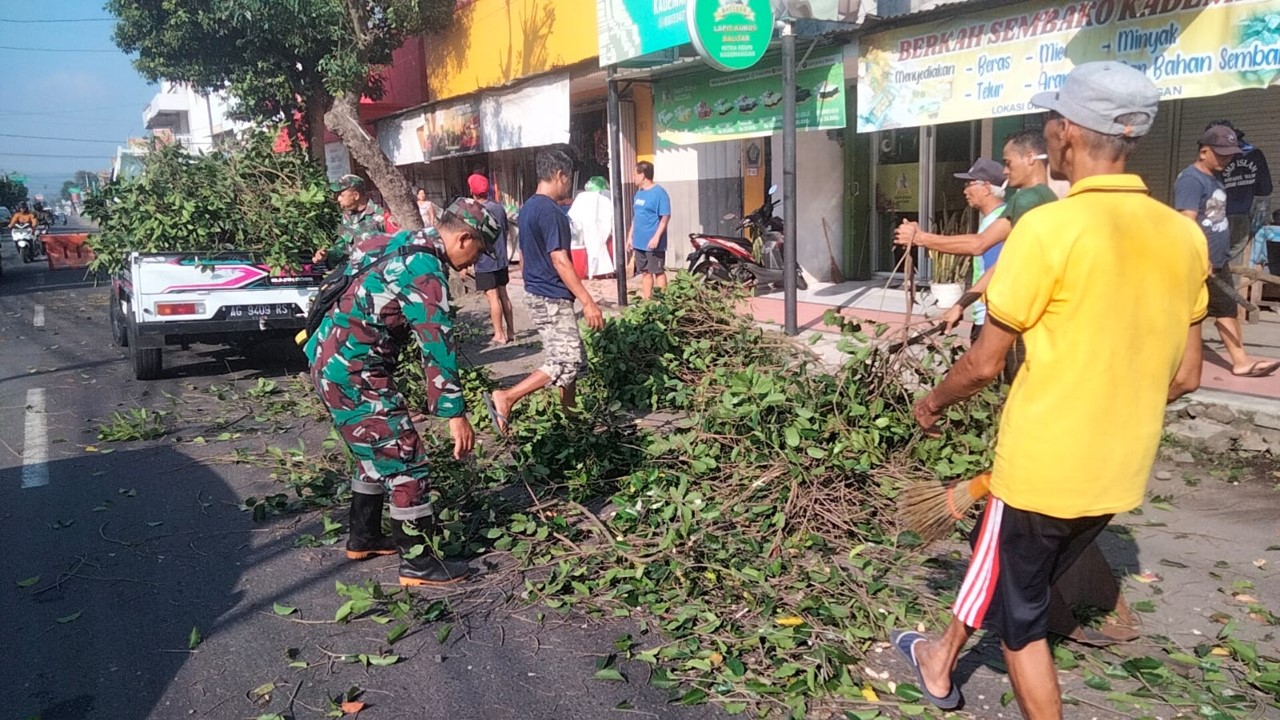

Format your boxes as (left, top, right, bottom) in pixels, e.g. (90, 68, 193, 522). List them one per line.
(627, 161, 672, 300)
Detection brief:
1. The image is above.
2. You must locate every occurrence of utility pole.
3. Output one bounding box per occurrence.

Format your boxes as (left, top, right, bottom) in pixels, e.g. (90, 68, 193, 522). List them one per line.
(606, 67, 629, 308)
(780, 18, 798, 336)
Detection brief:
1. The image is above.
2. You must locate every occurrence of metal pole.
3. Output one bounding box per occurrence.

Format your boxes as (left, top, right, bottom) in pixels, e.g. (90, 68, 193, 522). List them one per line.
(606, 67, 629, 308)
(781, 19, 798, 335)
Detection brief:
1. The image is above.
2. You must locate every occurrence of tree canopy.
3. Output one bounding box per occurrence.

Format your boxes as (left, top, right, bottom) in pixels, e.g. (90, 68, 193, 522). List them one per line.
(1, 177, 29, 209)
(108, 0, 456, 228)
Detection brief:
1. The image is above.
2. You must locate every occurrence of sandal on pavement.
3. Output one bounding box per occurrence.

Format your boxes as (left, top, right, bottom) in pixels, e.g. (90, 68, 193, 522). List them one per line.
(891, 630, 963, 711)
(1231, 360, 1280, 378)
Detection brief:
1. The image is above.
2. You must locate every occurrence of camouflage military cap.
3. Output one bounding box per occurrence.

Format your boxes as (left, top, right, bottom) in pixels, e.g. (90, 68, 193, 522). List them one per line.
(442, 198, 500, 257)
(330, 174, 365, 193)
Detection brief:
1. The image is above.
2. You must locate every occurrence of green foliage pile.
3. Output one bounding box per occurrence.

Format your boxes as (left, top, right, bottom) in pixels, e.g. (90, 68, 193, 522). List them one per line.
(83, 131, 338, 274)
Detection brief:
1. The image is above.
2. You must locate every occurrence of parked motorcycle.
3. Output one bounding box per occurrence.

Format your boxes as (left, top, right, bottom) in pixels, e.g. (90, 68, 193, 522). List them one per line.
(685, 185, 807, 291)
(12, 222, 41, 264)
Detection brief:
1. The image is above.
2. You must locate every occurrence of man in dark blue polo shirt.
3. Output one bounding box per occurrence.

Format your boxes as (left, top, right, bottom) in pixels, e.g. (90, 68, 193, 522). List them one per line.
(484, 148, 605, 434)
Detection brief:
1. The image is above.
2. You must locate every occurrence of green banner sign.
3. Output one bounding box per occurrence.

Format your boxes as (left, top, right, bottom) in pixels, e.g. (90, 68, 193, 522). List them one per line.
(654, 49, 846, 146)
(687, 0, 774, 72)
(9, 174, 27, 184)
(597, 0, 692, 66)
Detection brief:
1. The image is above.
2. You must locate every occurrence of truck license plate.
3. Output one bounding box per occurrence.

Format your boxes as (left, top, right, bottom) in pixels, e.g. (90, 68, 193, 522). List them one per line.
(227, 304, 297, 318)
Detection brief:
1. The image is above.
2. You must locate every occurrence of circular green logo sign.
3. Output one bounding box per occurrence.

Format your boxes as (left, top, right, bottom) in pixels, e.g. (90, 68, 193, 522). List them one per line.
(687, 0, 775, 72)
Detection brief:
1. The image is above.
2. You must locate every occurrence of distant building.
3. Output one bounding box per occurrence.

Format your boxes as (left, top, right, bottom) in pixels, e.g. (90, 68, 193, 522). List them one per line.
(142, 80, 248, 152)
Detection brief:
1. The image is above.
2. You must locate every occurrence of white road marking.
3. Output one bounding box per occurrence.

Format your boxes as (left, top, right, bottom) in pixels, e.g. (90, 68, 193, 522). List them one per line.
(22, 388, 49, 489)
(33, 305, 45, 328)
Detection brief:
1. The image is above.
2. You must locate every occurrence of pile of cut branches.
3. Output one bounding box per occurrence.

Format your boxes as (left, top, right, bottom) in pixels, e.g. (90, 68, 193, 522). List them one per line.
(83, 129, 337, 274)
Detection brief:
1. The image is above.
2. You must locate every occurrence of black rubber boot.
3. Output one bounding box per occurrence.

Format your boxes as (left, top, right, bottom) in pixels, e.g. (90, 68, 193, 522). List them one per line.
(345, 492, 397, 560)
(391, 516, 471, 587)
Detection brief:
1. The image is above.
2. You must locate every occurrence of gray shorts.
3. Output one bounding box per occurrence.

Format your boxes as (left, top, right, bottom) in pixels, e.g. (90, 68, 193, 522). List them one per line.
(524, 294, 587, 387)
(633, 249, 666, 275)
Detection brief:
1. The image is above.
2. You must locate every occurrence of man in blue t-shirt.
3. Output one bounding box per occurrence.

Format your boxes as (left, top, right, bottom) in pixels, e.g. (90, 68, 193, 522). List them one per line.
(627, 161, 672, 300)
(484, 148, 605, 435)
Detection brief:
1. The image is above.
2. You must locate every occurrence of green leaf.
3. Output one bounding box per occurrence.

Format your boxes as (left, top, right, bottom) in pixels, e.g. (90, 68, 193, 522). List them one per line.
(16, 576, 39, 588)
(894, 683, 924, 701)
(725, 656, 746, 677)
(593, 668, 626, 682)
(679, 688, 708, 705)
(272, 603, 297, 616)
(366, 654, 400, 667)
(188, 625, 203, 649)
(1084, 673, 1112, 691)
(56, 610, 83, 624)
(436, 623, 453, 645)
(387, 624, 409, 645)
(334, 600, 356, 623)
(784, 427, 800, 447)
(1132, 600, 1157, 613)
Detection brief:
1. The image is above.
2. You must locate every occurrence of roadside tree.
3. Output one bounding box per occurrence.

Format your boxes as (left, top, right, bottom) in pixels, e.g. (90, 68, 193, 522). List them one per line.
(107, 0, 454, 230)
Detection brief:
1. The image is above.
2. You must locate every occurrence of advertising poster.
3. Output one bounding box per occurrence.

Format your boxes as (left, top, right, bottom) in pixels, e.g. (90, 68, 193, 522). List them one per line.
(417, 102, 484, 161)
(654, 49, 846, 146)
(857, 0, 1280, 132)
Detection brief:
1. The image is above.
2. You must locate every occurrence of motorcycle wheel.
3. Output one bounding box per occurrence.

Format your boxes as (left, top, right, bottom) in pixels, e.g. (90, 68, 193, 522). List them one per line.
(21, 246, 32, 264)
(795, 271, 808, 291)
(691, 260, 731, 283)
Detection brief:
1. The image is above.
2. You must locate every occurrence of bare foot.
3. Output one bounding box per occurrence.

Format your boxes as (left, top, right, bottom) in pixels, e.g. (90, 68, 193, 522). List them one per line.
(491, 334, 510, 345)
(913, 638, 954, 699)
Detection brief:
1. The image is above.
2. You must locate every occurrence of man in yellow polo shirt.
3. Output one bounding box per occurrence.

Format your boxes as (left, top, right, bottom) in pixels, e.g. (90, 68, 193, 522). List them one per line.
(890, 62, 1209, 720)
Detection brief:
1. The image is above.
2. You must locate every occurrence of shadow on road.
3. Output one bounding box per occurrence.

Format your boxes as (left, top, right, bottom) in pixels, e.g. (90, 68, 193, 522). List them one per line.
(0, 445, 275, 719)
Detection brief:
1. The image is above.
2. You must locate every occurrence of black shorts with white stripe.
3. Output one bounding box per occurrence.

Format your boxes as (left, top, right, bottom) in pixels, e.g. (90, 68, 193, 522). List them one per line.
(951, 498, 1112, 650)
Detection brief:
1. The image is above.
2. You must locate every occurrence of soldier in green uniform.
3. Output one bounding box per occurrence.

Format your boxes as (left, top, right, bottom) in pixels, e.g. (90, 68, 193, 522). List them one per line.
(304, 198, 500, 586)
(314, 174, 398, 267)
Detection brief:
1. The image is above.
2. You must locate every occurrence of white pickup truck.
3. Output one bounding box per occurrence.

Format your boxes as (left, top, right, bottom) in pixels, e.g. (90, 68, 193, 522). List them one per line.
(110, 252, 322, 380)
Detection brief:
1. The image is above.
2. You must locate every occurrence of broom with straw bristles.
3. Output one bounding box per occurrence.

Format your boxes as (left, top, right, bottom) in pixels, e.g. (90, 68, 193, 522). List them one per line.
(899, 472, 992, 544)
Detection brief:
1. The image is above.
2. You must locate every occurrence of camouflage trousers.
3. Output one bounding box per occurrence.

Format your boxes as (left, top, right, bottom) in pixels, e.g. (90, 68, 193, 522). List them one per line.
(310, 367, 433, 521)
(524, 294, 587, 387)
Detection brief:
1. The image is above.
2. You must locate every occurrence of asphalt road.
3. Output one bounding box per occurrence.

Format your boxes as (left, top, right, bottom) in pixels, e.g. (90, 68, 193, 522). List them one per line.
(0, 225, 722, 720)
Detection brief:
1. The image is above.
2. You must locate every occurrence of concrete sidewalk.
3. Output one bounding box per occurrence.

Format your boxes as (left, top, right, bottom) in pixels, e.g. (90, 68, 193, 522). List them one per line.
(751, 279, 1280, 406)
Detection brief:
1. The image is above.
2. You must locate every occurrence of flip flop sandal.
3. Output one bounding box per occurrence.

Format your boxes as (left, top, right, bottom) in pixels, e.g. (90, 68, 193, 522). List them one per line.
(890, 630, 963, 711)
(482, 392, 509, 438)
(1232, 360, 1280, 378)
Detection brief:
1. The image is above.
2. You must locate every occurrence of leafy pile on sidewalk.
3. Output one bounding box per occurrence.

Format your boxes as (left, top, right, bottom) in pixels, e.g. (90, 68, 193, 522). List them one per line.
(83, 129, 337, 273)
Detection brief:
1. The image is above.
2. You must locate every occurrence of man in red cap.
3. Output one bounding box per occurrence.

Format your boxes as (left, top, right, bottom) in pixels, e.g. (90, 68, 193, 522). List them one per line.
(468, 173, 514, 344)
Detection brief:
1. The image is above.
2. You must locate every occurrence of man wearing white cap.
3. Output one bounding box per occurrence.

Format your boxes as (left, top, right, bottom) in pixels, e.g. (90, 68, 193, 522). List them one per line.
(891, 62, 1209, 719)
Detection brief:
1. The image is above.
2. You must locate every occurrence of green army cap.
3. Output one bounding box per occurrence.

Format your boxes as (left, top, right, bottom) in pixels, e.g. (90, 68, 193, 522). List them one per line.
(442, 197, 500, 258)
(329, 174, 365, 193)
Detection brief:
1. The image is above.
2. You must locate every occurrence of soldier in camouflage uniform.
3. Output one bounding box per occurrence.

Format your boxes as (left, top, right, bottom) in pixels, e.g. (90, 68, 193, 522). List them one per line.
(304, 198, 500, 587)
(314, 174, 398, 267)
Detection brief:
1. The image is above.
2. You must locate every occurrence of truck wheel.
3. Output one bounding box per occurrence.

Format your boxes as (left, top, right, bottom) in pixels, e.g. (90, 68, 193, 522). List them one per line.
(132, 345, 163, 380)
(110, 297, 129, 347)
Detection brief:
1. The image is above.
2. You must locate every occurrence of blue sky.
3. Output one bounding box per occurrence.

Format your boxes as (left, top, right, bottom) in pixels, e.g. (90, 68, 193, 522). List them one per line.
(0, 1, 155, 197)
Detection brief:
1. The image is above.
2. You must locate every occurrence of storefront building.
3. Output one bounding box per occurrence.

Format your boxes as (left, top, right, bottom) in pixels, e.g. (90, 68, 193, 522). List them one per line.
(852, 0, 1280, 279)
(373, 0, 635, 240)
(600, 1, 865, 281)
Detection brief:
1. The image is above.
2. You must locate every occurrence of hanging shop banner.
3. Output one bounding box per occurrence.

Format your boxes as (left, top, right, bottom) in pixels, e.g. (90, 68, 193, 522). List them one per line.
(599, 0, 865, 66)
(857, 0, 1280, 133)
(654, 49, 846, 146)
(480, 74, 571, 152)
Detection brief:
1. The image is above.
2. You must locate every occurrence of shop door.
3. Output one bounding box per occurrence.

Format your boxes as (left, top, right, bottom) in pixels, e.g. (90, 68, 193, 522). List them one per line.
(870, 128, 920, 273)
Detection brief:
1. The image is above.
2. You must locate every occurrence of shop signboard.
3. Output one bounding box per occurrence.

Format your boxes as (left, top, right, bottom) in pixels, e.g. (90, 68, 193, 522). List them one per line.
(599, 0, 864, 66)
(654, 49, 846, 146)
(687, 0, 774, 71)
(417, 101, 484, 161)
(324, 142, 351, 182)
(857, 0, 1280, 133)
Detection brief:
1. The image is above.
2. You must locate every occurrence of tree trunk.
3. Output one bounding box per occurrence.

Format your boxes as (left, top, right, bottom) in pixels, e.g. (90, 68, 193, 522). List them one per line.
(325, 91, 422, 231)
(304, 93, 330, 164)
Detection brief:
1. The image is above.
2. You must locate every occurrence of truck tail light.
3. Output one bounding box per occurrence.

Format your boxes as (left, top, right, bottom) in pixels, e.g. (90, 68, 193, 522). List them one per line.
(156, 302, 205, 316)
